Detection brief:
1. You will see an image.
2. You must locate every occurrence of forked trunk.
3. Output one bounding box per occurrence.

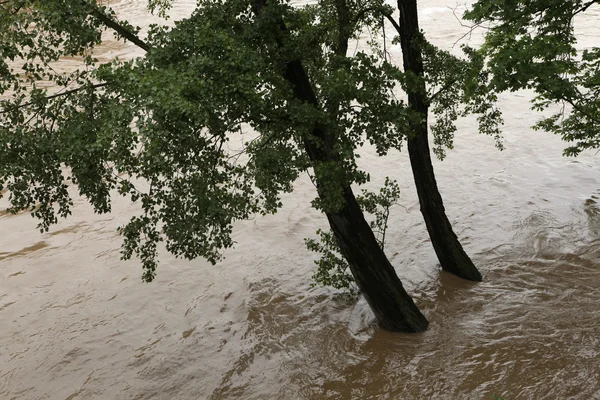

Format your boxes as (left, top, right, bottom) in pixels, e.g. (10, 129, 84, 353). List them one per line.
(397, 0, 482, 281)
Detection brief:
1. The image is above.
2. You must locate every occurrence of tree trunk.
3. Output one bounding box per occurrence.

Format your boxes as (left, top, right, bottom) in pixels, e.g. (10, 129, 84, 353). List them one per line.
(397, 0, 482, 281)
(285, 59, 429, 332)
(407, 125, 482, 281)
(251, 0, 429, 331)
(326, 186, 429, 332)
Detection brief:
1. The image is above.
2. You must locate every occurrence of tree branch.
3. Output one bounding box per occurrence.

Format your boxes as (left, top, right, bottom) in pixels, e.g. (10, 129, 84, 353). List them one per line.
(574, 0, 599, 16)
(428, 77, 460, 103)
(0, 0, 26, 15)
(352, 6, 378, 26)
(351, 6, 401, 36)
(382, 12, 402, 37)
(0, 82, 109, 114)
(87, 2, 151, 52)
(2, 1, 151, 51)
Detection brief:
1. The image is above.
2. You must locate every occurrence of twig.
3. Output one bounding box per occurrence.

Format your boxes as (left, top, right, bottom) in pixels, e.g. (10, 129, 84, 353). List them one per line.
(0, 82, 109, 114)
(450, 6, 489, 48)
(382, 16, 387, 63)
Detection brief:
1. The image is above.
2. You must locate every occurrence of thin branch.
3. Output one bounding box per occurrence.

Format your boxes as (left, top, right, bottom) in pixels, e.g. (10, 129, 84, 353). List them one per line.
(2, 1, 151, 51)
(564, 97, 600, 124)
(539, 82, 600, 125)
(574, 0, 599, 16)
(428, 77, 460, 103)
(351, 6, 402, 37)
(382, 12, 402, 36)
(0, 82, 109, 114)
(0, 0, 25, 15)
(87, 3, 151, 52)
(450, 6, 489, 48)
(382, 16, 387, 63)
(352, 6, 378, 26)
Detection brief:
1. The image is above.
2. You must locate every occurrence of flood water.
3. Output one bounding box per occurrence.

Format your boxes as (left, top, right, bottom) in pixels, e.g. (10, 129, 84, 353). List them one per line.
(1, 1, 599, 399)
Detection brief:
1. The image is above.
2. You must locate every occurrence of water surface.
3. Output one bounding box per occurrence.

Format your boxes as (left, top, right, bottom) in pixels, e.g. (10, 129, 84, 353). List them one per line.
(1, 1, 599, 399)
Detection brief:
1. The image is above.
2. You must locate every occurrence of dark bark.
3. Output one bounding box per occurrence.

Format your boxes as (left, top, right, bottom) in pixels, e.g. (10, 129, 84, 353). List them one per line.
(253, 0, 428, 332)
(285, 59, 428, 332)
(326, 187, 429, 332)
(397, 0, 482, 281)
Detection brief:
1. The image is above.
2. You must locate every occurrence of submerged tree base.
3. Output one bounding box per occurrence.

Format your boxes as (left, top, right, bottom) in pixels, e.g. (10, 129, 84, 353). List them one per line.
(408, 134, 483, 282)
(326, 188, 429, 333)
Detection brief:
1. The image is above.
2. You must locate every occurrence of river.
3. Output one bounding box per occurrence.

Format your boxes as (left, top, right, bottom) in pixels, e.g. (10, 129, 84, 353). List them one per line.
(1, 0, 599, 399)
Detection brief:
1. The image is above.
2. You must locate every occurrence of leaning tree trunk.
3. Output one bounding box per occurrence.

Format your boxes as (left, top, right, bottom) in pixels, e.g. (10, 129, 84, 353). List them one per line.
(252, 0, 428, 332)
(397, 0, 482, 281)
(290, 63, 429, 332)
(327, 186, 429, 332)
(285, 59, 428, 333)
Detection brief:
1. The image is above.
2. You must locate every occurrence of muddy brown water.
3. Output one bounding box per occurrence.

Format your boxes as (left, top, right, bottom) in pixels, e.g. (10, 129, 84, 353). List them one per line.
(1, 1, 600, 399)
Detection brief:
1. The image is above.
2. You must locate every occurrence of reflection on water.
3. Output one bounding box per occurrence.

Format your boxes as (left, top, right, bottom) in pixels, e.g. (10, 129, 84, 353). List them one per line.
(1, 0, 600, 399)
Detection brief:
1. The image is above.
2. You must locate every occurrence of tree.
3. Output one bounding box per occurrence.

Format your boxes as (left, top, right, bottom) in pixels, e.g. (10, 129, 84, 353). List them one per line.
(0, 0, 503, 332)
(308, 0, 493, 285)
(464, 0, 600, 156)
(395, 0, 485, 281)
(0, 0, 430, 332)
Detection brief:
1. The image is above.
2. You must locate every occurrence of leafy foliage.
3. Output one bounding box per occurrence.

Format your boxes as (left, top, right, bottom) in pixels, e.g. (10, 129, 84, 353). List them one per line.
(306, 177, 400, 290)
(0, 0, 509, 282)
(464, 0, 600, 155)
(0, 0, 414, 281)
(420, 38, 505, 159)
(306, 228, 355, 290)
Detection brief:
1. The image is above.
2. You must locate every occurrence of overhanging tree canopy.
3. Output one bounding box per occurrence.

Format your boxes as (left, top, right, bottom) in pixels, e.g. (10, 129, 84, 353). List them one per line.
(1, 0, 410, 277)
(465, 0, 600, 155)
(1, 0, 505, 331)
